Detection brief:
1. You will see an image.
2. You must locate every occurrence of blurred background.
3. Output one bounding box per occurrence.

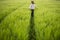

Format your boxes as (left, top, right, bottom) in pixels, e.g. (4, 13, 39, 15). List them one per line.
(0, 0, 60, 40)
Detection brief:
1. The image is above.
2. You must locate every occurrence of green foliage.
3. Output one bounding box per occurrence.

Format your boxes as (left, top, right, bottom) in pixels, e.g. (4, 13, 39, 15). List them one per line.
(0, 0, 60, 40)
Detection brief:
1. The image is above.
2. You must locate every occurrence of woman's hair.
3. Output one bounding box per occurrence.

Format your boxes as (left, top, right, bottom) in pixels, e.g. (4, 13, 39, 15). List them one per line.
(31, 1, 34, 4)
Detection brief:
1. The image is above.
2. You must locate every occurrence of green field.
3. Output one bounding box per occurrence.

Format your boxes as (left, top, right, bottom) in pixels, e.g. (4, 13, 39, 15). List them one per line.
(0, 0, 60, 40)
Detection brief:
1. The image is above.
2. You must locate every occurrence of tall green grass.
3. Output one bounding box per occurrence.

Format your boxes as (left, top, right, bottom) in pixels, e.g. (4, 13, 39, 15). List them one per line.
(0, 0, 60, 40)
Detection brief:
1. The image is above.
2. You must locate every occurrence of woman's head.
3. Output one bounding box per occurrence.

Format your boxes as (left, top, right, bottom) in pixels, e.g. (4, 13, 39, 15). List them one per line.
(31, 1, 34, 4)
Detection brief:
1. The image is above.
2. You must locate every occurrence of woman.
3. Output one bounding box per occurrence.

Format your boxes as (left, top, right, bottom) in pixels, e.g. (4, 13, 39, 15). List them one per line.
(29, 1, 35, 17)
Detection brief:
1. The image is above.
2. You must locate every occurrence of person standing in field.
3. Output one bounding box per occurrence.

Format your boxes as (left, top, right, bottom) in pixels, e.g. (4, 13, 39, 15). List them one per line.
(29, 0, 35, 17)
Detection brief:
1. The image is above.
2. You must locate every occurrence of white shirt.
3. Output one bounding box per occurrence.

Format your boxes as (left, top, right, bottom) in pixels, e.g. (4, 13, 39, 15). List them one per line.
(29, 4, 35, 9)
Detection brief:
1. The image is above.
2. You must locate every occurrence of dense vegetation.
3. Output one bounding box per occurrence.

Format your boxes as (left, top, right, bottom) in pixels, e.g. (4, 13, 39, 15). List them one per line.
(0, 0, 60, 40)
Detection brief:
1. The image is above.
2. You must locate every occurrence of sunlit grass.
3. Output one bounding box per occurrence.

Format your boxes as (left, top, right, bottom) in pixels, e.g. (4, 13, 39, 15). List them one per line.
(0, 0, 60, 40)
